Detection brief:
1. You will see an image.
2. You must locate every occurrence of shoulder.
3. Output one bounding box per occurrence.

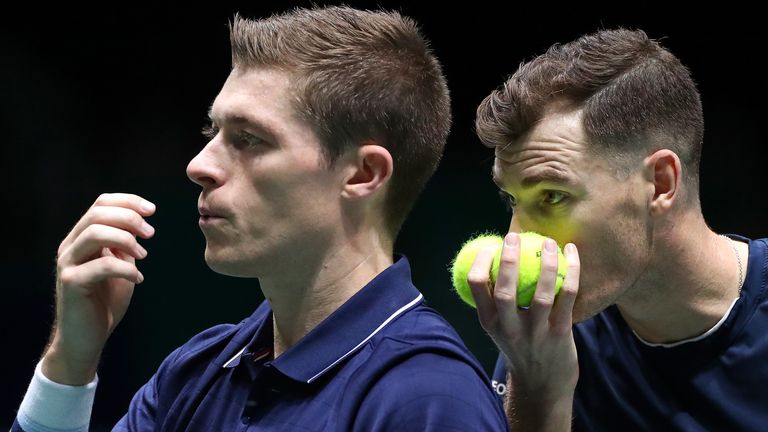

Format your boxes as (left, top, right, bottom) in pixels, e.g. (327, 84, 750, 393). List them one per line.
(163, 300, 271, 368)
(746, 238, 768, 293)
(153, 301, 270, 385)
(174, 323, 239, 356)
(121, 303, 270, 425)
(365, 304, 488, 380)
(375, 304, 468, 349)
(348, 305, 508, 430)
(354, 349, 508, 431)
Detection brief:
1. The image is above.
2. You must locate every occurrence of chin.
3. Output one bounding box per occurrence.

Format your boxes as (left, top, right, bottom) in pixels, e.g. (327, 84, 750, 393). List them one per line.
(571, 281, 623, 323)
(203, 248, 258, 278)
(572, 300, 603, 323)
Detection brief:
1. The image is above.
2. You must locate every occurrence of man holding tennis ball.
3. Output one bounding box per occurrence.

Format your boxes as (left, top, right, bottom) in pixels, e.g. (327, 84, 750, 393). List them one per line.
(458, 28, 768, 431)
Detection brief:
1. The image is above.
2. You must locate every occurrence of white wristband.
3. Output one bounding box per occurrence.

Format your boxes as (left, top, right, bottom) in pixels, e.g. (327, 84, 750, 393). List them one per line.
(17, 361, 98, 432)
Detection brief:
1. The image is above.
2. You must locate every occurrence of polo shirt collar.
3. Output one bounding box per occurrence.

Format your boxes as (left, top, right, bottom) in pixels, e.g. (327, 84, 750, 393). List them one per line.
(221, 256, 423, 384)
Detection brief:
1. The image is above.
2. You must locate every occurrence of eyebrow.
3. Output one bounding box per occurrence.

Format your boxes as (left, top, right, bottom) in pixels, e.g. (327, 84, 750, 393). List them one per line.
(207, 106, 278, 138)
(521, 170, 575, 188)
(492, 165, 575, 189)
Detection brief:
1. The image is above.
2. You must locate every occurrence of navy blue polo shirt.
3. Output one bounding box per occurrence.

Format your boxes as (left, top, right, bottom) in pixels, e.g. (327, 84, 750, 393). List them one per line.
(493, 236, 768, 430)
(112, 256, 508, 431)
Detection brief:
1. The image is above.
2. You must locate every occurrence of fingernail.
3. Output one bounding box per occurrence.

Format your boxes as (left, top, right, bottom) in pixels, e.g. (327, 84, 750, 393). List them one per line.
(504, 233, 519, 247)
(565, 243, 576, 254)
(544, 239, 556, 253)
(141, 201, 156, 212)
(142, 222, 155, 236)
(137, 272, 144, 284)
(137, 245, 148, 258)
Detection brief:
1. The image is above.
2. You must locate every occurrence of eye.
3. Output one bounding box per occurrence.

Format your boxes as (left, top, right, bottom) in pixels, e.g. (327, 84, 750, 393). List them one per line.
(202, 124, 267, 149)
(233, 130, 266, 149)
(498, 190, 518, 212)
(542, 191, 568, 206)
(201, 124, 219, 140)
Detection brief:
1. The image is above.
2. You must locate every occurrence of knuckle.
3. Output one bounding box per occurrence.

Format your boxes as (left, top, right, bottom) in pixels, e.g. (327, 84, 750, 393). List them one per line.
(541, 259, 558, 273)
(82, 224, 100, 238)
(95, 193, 112, 205)
(58, 267, 76, 286)
(532, 295, 554, 308)
(130, 212, 143, 227)
(88, 205, 104, 219)
(467, 272, 489, 287)
(80, 225, 109, 243)
(494, 289, 516, 304)
(562, 284, 578, 296)
(499, 253, 519, 266)
(101, 258, 118, 273)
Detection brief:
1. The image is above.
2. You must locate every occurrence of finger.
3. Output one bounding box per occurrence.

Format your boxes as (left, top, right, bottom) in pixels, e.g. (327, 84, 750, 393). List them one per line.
(90, 193, 156, 217)
(58, 256, 144, 289)
(69, 206, 155, 247)
(107, 247, 135, 264)
(550, 243, 580, 335)
(61, 194, 156, 250)
(61, 224, 148, 265)
(528, 238, 559, 321)
(494, 233, 521, 326)
(468, 246, 500, 332)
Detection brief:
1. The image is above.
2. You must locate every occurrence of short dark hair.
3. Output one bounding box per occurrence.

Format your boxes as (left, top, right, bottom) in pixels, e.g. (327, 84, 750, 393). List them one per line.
(476, 29, 703, 196)
(230, 7, 451, 236)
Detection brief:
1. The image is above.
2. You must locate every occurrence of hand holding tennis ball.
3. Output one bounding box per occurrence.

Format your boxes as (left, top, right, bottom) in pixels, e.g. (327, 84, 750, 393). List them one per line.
(451, 232, 566, 308)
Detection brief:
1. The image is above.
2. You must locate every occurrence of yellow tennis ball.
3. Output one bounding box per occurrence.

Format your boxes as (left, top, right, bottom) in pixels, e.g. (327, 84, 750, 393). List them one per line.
(451, 234, 504, 308)
(450, 232, 567, 308)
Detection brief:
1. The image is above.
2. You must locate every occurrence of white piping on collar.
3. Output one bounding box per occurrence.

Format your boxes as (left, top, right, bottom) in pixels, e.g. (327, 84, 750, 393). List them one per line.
(307, 293, 423, 383)
(632, 296, 739, 348)
(222, 346, 247, 368)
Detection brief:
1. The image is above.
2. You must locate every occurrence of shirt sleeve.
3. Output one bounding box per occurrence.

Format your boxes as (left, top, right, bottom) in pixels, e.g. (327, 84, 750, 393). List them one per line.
(15, 361, 98, 432)
(112, 344, 189, 431)
(111, 374, 160, 431)
(491, 353, 509, 400)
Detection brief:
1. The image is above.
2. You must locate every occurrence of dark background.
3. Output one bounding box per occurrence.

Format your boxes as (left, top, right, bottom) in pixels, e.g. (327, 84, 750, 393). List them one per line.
(3, 2, 765, 429)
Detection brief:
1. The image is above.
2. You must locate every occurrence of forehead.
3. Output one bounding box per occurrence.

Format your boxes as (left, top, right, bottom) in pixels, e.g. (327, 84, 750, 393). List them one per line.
(208, 68, 304, 139)
(492, 107, 589, 189)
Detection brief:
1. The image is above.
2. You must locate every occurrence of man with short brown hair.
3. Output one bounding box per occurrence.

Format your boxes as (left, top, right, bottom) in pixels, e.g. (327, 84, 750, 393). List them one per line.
(471, 28, 768, 431)
(13, 7, 508, 431)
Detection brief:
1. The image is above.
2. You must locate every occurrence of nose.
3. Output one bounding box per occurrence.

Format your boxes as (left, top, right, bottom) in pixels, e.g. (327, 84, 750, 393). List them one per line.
(187, 141, 225, 188)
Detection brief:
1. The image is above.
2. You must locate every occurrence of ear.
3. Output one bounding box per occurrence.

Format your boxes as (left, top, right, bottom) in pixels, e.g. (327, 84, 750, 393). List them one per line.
(644, 149, 682, 216)
(341, 143, 393, 200)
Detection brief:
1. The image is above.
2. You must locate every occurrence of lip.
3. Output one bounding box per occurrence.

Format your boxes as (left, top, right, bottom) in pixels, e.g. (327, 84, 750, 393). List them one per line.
(199, 215, 225, 227)
(199, 206, 219, 216)
(198, 203, 229, 216)
(198, 205, 227, 227)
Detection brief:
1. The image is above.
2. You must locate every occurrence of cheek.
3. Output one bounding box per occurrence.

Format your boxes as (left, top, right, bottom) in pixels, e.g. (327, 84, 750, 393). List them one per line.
(254, 173, 341, 225)
(545, 221, 579, 248)
(513, 209, 580, 250)
(511, 211, 578, 243)
(577, 205, 651, 287)
(570, 234, 631, 320)
(242, 166, 304, 210)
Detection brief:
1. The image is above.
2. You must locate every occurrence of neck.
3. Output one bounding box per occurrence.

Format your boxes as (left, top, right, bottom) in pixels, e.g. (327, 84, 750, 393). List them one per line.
(260, 230, 393, 357)
(616, 211, 746, 344)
